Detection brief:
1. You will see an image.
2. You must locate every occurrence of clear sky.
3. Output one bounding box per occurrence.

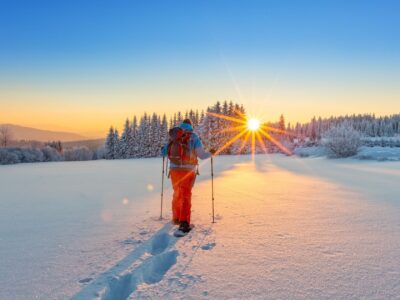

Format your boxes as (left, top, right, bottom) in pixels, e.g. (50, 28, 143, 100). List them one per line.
(1, 0, 399, 137)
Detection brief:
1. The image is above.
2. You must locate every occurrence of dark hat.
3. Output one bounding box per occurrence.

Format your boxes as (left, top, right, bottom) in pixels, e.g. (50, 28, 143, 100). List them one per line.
(182, 119, 192, 126)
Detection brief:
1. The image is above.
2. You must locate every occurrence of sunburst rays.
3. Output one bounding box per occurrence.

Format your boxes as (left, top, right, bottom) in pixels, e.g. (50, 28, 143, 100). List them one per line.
(207, 111, 292, 158)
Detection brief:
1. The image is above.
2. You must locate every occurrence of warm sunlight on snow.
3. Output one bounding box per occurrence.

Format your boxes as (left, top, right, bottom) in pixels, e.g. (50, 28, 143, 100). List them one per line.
(247, 118, 260, 131)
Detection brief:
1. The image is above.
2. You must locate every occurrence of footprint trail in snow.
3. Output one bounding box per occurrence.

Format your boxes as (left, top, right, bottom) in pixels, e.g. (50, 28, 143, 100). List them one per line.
(72, 222, 215, 300)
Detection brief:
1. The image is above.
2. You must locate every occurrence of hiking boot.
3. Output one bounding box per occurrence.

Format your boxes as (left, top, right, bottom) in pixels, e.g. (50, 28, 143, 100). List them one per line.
(179, 221, 192, 233)
(172, 218, 180, 225)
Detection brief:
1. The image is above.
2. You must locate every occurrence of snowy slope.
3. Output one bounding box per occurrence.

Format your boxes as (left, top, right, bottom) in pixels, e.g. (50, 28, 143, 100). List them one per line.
(1, 155, 399, 299)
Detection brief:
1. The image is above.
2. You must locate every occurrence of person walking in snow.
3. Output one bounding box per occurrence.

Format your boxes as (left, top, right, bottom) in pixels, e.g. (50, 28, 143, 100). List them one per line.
(162, 119, 215, 235)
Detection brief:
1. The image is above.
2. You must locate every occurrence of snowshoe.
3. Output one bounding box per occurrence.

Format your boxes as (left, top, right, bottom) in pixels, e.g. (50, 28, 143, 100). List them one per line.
(173, 221, 193, 237)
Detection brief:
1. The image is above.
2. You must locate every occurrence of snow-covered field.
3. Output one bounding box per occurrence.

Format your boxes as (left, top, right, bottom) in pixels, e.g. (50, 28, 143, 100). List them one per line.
(1, 155, 399, 299)
(294, 145, 400, 161)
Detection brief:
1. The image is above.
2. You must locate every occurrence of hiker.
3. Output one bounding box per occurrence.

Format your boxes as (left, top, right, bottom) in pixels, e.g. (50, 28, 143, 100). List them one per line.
(162, 119, 215, 234)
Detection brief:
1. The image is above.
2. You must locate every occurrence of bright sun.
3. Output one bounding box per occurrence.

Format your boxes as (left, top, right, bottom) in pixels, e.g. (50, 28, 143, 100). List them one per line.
(204, 110, 292, 157)
(247, 118, 260, 131)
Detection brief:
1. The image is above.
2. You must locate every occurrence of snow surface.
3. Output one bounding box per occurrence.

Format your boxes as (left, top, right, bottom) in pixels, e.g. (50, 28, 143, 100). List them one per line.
(356, 146, 400, 161)
(294, 145, 400, 161)
(1, 155, 399, 299)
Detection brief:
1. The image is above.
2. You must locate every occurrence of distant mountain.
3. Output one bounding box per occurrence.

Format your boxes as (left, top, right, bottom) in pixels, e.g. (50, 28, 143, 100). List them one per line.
(0, 124, 87, 142)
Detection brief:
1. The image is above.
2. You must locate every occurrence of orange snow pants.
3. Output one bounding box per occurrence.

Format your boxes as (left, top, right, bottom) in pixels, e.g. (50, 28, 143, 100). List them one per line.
(170, 169, 196, 224)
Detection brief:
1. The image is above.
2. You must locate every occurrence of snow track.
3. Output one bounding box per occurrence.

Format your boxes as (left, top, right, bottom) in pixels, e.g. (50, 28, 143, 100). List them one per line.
(73, 222, 215, 300)
(72, 224, 179, 300)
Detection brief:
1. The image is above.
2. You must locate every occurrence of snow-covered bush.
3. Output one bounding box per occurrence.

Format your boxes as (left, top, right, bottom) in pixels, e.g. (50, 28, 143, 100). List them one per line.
(63, 146, 93, 161)
(0, 149, 20, 165)
(20, 148, 44, 163)
(42, 146, 63, 162)
(294, 146, 326, 158)
(322, 124, 362, 158)
(3, 148, 44, 163)
(94, 146, 106, 160)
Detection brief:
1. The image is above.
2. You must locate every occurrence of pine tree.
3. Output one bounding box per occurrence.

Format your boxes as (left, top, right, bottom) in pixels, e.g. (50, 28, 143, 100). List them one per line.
(200, 110, 205, 124)
(161, 114, 168, 145)
(120, 118, 131, 158)
(278, 114, 285, 131)
(137, 114, 149, 157)
(310, 117, 317, 141)
(177, 111, 183, 124)
(194, 110, 200, 127)
(105, 126, 116, 159)
(113, 129, 121, 159)
(149, 113, 161, 156)
(222, 101, 228, 115)
(129, 116, 138, 157)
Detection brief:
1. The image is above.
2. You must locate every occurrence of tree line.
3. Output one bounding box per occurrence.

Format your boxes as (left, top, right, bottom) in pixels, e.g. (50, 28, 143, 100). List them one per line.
(289, 114, 400, 141)
(1, 103, 399, 164)
(105, 101, 400, 160)
(104, 101, 250, 159)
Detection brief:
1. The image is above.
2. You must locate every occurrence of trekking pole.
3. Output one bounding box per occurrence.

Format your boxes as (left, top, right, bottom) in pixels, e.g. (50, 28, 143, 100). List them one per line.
(211, 156, 215, 223)
(160, 156, 165, 220)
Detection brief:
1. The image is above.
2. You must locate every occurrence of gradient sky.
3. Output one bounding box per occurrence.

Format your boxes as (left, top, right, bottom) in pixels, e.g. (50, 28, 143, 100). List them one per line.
(1, 0, 399, 137)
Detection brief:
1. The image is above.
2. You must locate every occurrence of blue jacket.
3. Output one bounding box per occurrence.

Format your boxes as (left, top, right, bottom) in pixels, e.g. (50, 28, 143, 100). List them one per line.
(162, 122, 211, 171)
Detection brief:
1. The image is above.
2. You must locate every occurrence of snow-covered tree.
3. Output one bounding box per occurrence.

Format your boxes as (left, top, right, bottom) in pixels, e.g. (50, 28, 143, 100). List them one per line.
(160, 114, 168, 145)
(120, 119, 132, 158)
(149, 113, 161, 156)
(322, 124, 362, 158)
(129, 116, 138, 157)
(105, 127, 121, 159)
(278, 114, 285, 132)
(114, 129, 122, 158)
(64, 146, 93, 161)
(137, 114, 150, 157)
(105, 127, 116, 159)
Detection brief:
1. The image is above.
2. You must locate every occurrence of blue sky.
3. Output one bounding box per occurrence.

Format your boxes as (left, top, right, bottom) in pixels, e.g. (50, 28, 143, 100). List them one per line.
(0, 0, 399, 136)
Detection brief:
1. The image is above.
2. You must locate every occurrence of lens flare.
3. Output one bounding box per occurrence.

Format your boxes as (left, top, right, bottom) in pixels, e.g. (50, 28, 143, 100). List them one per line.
(247, 118, 260, 131)
(207, 110, 293, 159)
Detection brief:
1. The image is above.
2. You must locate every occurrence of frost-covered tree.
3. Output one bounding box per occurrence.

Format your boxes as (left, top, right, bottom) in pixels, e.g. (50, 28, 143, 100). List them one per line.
(105, 127, 117, 159)
(42, 146, 63, 161)
(120, 119, 132, 158)
(64, 146, 93, 161)
(194, 110, 200, 127)
(149, 113, 161, 156)
(95, 146, 106, 160)
(114, 129, 122, 158)
(0, 149, 19, 164)
(177, 111, 183, 124)
(278, 114, 285, 132)
(136, 114, 150, 157)
(128, 116, 138, 157)
(160, 114, 168, 144)
(322, 124, 362, 158)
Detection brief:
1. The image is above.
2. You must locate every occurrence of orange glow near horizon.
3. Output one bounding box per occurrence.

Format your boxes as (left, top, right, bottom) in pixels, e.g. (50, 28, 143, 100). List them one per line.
(2, 88, 399, 139)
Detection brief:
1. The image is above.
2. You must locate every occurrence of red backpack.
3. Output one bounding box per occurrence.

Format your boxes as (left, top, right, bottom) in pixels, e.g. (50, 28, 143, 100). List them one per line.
(167, 127, 198, 165)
